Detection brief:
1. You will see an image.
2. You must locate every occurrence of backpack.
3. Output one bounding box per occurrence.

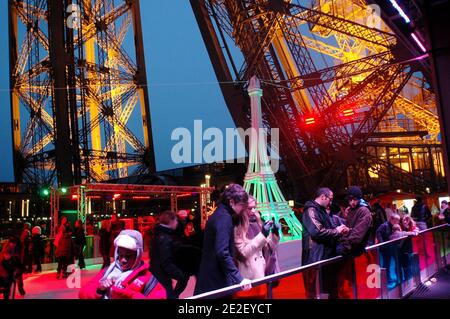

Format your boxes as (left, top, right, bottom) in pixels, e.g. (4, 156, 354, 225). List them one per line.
(142, 275, 159, 297)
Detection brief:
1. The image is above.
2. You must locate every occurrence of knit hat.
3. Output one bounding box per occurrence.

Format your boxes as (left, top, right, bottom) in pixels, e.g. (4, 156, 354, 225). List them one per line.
(113, 229, 143, 271)
(177, 210, 189, 219)
(32, 226, 41, 235)
(346, 186, 362, 200)
(114, 229, 143, 251)
(101, 230, 145, 286)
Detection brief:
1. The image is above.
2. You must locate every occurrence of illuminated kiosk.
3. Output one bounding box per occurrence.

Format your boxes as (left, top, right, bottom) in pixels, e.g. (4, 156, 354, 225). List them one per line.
(243, 76, 302, 269)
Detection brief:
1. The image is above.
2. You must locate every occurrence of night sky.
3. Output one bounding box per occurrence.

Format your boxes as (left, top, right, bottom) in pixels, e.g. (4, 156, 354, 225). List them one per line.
(0, 1, 244, 182)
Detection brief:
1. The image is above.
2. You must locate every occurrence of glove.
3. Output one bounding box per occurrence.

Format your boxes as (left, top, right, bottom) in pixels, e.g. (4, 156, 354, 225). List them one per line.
(262, 221, 273, 237)
(110, 286, 135, 299)
(271, 222, 280, 236)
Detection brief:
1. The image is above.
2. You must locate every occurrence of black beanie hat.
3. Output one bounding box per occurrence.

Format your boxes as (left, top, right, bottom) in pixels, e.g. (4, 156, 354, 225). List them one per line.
(347, 186, 362, 200)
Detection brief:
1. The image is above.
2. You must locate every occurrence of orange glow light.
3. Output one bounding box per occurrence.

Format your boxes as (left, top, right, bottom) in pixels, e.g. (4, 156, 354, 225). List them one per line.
(305, 117, 316, 125)
(343, 109, 355, 117)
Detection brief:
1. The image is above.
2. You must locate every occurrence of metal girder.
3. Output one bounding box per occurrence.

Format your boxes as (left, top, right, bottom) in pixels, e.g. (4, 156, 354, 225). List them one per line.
(393, 94, 440, 138)
(300, 34, 345, 60)
(290, 51, 392, 90)
(83, 85, 145, 153)
(15, 58, 50, 86)
(278, 15, 334, 109)
(351, 65, 413, 147)
(78, 183, 214, 194)
(190, 0, 250, 132)
(17, 91, 54, 132)
(77, 2, 130, 45)
(14, 3, 49, 51)
(365, 0, 431, 79)
(208, 0, 280, 81)
(284, 2, 397, 48)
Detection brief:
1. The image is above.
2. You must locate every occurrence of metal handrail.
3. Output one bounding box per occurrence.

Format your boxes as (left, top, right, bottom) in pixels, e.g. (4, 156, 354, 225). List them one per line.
(366, 223, 449, 251)
(189, 223, 449, 299)
(188, 255, 344, 299)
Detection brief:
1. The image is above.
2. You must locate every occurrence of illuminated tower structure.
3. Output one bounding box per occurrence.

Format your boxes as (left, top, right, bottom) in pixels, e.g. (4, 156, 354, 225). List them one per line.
(191, 0, 447, 200)
(244, 76, 302, 242)
(8, 0, 155, 188)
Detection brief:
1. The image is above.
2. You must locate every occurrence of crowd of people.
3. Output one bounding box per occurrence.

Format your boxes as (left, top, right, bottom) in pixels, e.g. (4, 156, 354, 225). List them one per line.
(296, 186, 448, 298)
(1, 182, 449, 299)
(0, 217, 87, 298)
(78, 183, 281, 299)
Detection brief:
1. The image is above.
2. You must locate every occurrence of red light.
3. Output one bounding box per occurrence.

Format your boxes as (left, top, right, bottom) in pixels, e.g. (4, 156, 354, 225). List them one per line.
(71, 195, 78, 200)
(342, 109, 355, 117)
(177, 193, 192, 198)
(113, 193, 121, 200)
(132, 196, 150, 200)
(305, 117, 316, 125)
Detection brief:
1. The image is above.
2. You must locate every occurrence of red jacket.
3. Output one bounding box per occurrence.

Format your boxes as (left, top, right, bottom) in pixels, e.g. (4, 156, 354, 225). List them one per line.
(79, 263, 166, 299)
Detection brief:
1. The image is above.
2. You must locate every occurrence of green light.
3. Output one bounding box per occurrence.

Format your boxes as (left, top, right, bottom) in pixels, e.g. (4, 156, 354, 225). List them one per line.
(41, 189, 50, 196)
(61, 187, 67, 194)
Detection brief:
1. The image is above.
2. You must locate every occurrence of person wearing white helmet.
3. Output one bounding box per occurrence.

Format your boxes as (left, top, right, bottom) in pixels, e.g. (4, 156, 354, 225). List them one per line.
(79, 229, 166, 299)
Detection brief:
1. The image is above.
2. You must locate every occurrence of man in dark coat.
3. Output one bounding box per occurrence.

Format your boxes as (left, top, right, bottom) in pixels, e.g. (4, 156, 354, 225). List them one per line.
(150, 211, 189, 299)
(301, 187, 348, 298)
(302, 188, 348, 265)
(370, 202, 387, 245)
(335, 186, 373, 298)
(74, 220, 87, 269)
(337, 186, 373, 256)
(411, 196, 432, 230)
(194, 184, 252, 296)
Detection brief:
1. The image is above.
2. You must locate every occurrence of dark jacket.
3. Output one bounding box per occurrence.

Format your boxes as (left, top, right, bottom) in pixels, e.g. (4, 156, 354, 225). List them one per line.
(372, 204, 387, 231)
(0, 255, 22, 289)
(337, 204, 373, 256)
(301, 200, 341, 265)
(444, 208, 450, 224)
(74, 227, 87, 247)
(99, 228, 111, 256)
(411, 202, 431, 223)
(194, 203, 243, 295)
(375, 221, 393, 243)
(150, 224, 187, 286)
(31, 234, 45, 258)
(56, 232, 74, 258)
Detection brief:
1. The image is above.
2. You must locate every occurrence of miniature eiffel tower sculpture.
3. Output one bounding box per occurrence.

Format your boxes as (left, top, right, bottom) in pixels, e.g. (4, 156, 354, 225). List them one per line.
(243, 76, 303, 242)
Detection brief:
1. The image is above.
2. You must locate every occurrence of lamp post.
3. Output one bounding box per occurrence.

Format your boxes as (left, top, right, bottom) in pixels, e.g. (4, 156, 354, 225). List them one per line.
(9, 201, 12, 221)
(205, 174, 211, 204)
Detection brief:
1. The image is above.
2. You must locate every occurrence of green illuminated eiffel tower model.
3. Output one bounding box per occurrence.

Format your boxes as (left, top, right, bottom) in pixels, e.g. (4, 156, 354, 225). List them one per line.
(243, 76, 302, 242)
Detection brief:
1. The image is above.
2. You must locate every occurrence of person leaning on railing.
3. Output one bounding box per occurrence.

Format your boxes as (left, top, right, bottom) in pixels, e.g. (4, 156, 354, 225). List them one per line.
(233, 195, 280, 298)
(334, 186, 373, 299)
(193, 184, 252, 296)
(301, 187, 349, 299)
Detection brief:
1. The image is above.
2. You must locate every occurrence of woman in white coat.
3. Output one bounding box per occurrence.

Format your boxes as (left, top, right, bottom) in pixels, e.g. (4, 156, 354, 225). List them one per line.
(233, 196, 280, 281)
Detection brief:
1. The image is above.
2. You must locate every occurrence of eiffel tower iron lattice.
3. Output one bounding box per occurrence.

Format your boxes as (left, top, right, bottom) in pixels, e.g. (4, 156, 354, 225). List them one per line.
(191, 0, 447, 199)
(8, 0, 155, 187)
